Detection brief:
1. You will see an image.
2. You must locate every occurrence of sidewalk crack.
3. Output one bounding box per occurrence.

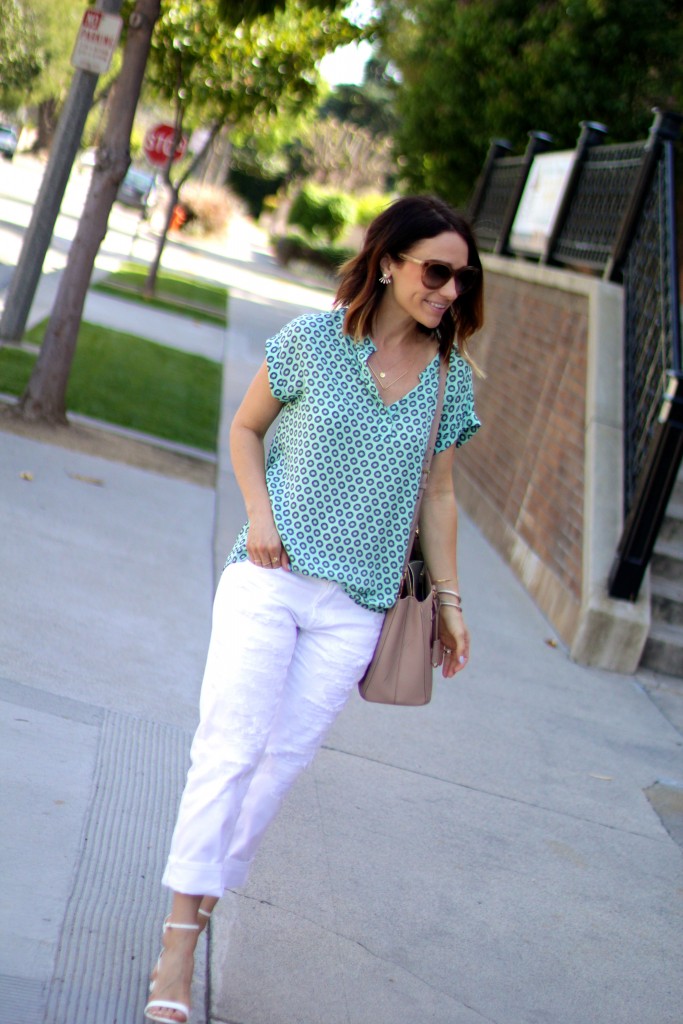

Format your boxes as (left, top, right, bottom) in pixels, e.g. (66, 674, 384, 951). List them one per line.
(232, 893, 502, 1024)
(321, 743, 669, 843)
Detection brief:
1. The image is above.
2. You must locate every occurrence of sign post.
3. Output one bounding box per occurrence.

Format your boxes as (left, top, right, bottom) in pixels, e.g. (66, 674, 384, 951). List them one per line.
(0, 0, 125, 343)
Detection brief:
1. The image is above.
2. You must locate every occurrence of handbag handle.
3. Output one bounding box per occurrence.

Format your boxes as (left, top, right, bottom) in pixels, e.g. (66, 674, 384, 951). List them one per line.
(400, 358, 448, 577)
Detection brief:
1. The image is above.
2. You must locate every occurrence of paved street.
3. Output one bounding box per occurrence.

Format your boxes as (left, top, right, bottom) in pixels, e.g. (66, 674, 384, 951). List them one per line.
(1, 158, 682, 1024)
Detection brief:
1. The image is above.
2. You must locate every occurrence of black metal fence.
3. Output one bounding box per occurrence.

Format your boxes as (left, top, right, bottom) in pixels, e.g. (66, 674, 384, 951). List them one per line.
(468, 109, 683, 601)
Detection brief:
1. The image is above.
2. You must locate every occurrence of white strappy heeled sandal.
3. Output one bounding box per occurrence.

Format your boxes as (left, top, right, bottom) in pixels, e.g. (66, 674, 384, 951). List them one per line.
(148, 909, 212, 992)
(144, 920, 200, 1024)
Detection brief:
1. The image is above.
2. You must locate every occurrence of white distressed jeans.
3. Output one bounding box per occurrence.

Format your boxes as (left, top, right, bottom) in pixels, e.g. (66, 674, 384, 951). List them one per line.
(162, 560, 384, 897)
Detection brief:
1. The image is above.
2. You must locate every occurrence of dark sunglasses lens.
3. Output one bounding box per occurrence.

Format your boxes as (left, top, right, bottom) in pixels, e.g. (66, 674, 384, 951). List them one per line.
(454, 268, 478, 293)
(422, 263, 452, 289)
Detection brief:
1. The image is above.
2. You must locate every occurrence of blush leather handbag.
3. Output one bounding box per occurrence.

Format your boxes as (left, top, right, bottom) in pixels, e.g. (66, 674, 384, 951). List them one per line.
(359, 360, 448, 706)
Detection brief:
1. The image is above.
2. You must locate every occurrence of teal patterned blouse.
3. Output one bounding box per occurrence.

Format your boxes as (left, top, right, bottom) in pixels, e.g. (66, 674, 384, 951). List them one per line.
(226, 308, 480, 611)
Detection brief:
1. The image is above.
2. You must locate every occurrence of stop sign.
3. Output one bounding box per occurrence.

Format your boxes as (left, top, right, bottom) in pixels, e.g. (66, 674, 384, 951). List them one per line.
(143, 123, 187, 167)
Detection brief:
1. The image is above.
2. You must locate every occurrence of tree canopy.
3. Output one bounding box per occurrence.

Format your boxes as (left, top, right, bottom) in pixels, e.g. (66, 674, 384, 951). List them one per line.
(375, 0, 683, 203)
(0, 0, 44, 104)
(146, 0, 361, 132)
(318, 59, 398, 137)
(15, 0, 84, 108)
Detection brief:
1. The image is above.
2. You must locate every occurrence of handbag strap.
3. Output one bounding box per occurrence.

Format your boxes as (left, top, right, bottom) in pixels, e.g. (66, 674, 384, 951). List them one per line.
(400, 357, 448, 576)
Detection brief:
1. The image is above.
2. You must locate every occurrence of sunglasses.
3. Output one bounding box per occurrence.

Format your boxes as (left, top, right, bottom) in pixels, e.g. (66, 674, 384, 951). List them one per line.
(399, 253, 480, 294)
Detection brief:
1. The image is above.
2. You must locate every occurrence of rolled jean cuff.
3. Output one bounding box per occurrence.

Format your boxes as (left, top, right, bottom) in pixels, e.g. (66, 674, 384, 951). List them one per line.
(221, 856, 252, 892)
(162, 856, 226, 898)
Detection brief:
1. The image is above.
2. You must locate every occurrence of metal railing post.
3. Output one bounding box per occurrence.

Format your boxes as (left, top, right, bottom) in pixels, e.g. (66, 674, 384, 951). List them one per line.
(494, 130, 553, 255)
(609, 373, 683, 600)
(541, 120, 608, 265)
(605, 108, 683, 283)
(468, 138, 513, 224)
(608, 109, 683, 600)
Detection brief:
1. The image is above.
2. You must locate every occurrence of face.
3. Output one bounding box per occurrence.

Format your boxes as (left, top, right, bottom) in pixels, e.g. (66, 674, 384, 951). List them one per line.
(381, 231, 471, 330)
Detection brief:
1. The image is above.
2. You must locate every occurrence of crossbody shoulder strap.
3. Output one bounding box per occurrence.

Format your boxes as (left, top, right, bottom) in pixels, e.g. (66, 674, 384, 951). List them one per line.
(400, 357, 448, 576)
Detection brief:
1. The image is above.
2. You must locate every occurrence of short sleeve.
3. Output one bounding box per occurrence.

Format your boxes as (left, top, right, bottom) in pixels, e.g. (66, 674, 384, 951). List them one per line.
(435, 354, 481, 452)
(265, 317, 308, 404)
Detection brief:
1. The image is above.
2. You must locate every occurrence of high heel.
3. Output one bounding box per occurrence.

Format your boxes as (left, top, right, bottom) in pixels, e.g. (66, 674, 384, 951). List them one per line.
(149, 909, 211, 993)
(144, 920, 199, 1024)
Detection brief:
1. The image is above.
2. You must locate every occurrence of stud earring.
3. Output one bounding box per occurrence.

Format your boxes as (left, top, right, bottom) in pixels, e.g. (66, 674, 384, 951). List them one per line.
(379, 272, 391, 285)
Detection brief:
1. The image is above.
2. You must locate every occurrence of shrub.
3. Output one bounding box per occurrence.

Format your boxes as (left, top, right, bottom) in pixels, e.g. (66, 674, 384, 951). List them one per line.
(179, 182, 233, 236)
(273, 234, 353, 275)
(354, 193, 393, 227)
(228, 166, 286, 219)
(288, 185, 355, 243)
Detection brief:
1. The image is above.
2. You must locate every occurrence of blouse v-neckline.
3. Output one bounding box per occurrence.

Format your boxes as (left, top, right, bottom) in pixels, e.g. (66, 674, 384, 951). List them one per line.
(359, 338, 440, 409)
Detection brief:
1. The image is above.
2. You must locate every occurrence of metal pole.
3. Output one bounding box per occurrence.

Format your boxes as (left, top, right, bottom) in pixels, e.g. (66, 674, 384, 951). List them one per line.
(663, 139, 682, 372)
(494, 130, 553, 256)
(608, 373, 683, 600)
(467, 138, 513, 224)
(0, 0, 123, 344)
(541, 120, 608, 265)
(605, 108, 683, 283)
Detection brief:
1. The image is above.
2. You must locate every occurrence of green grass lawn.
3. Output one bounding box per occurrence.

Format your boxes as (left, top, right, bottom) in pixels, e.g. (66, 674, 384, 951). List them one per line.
(92, 262, 228, 326)
(1, 321, 222, 451)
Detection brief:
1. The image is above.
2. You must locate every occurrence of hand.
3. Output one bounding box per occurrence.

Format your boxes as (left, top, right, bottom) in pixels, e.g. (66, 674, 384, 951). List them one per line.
(438, 603, 469, 678)
(246, 514, 291, 571)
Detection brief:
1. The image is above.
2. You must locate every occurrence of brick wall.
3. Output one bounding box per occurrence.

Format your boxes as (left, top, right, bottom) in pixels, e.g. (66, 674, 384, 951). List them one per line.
(456, 266, 589, 640)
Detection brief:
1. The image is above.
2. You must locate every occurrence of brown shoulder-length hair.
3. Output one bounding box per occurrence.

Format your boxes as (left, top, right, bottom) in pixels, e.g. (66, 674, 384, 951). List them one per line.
(334, 195, 484, 370)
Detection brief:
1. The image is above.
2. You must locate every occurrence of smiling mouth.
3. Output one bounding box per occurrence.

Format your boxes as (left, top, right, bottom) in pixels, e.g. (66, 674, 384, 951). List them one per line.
(426, 300, 448, 311)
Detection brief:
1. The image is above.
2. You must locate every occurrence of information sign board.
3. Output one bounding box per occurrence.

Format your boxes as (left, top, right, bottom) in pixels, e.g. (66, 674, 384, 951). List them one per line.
(509, 151, 575, 256)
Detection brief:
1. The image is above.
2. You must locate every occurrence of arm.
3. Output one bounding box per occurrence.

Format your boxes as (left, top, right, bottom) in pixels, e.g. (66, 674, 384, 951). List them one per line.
(229, 360, 290, 570)
(418, 445, 469, 677)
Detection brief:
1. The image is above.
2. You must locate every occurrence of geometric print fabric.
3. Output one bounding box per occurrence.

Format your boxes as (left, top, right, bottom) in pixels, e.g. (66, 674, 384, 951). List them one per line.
(226, 308, 480, 611)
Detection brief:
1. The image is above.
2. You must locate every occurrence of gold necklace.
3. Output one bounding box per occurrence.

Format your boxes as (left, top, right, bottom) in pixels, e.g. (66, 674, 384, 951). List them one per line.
(369, 361, 413, 390)
(369, 348, 416, 390)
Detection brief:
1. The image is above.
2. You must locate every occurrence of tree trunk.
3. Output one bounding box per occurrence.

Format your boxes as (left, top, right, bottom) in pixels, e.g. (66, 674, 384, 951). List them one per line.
(201, 126, 232, 185)
(34, 98, 59, 151)
(143, 101, 185, 298)
(143, 182, 180, 299)
(143, 122, 222, 299)
(18, 0, 162, 424)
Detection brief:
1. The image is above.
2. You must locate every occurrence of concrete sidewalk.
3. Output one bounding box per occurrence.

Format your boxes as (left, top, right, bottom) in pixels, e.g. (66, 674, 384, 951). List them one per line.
(1, 228, 682, 1024)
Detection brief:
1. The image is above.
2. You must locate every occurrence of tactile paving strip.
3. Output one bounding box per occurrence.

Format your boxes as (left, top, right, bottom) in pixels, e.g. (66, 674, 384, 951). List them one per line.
(0, 975, 46, 1024)
(43, 710, 197, 1024)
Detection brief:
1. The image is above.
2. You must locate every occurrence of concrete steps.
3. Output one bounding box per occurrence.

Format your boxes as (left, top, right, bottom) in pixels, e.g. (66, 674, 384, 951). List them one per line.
(640, 484, 683, 676)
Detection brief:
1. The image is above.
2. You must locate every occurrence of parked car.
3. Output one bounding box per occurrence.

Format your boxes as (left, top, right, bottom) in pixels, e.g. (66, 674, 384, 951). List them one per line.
(0, 124, 18, 161)
(116, 166, 158, 217)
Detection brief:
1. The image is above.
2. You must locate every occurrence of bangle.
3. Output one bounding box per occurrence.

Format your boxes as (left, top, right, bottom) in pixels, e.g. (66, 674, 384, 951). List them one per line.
(436, 589, 463, 611)
(432, 576, 456, 583)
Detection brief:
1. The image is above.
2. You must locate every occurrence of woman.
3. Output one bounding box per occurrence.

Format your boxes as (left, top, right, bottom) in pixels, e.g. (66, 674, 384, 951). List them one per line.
(145, 194, 484, 1024)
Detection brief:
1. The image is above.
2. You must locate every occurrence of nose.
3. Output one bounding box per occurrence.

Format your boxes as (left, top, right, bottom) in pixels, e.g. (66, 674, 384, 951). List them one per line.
(439, 276, 458, 302)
